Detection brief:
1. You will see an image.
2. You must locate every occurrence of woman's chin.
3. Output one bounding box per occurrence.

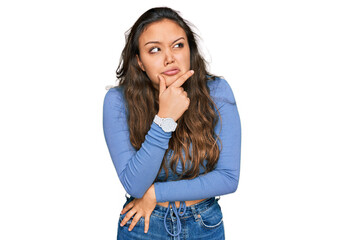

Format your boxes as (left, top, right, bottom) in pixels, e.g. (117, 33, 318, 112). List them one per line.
(165, 73, 184, 86)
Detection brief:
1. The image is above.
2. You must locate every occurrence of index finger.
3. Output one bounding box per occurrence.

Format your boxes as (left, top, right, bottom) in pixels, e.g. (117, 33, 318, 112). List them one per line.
(169, 70, 194, 88)
(121, 200, 135, 215)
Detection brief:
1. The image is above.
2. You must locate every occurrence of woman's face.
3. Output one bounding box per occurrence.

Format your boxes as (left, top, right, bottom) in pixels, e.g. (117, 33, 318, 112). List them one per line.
(137, 19, 191, 89)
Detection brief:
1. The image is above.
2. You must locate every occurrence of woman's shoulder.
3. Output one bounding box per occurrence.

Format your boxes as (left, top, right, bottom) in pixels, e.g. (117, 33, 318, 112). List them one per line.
(104, 85, 125, 99)
(103, 85, 127, 111)
(206, 76, 236, 106)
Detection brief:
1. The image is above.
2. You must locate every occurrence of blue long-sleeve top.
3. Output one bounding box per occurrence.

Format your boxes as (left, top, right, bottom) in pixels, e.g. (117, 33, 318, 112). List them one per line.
(103, 77, 241, 203)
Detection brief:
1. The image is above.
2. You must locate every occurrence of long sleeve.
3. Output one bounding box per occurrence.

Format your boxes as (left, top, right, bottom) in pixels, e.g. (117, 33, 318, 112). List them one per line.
(154, 78, 242, 202)
(102, 87, 172, 198)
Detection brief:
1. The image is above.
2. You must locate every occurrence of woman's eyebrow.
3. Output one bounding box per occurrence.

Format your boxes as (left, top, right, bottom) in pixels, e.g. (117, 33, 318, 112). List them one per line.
(144, 37, 185, 46)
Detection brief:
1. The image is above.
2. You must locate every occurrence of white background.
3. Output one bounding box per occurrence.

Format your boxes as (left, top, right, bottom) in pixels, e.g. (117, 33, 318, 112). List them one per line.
(1, 0, 361, 239)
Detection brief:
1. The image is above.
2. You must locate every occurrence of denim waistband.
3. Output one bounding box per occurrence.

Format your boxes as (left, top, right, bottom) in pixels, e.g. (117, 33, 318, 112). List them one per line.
(125, 195, 218, 237)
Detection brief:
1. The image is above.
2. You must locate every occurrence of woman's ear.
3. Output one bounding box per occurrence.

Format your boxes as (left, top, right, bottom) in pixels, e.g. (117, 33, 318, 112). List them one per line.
(136, 55, 145, 71)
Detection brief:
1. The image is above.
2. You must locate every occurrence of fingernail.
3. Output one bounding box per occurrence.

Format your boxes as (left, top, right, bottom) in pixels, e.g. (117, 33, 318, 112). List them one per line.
(190, 70, 194, 74)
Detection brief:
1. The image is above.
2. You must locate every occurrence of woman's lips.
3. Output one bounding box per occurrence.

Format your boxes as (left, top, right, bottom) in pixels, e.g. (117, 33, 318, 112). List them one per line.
(162, 69, 180, 76)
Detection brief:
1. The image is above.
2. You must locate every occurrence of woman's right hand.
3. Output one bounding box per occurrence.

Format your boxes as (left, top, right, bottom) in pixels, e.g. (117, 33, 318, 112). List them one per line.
(157, 70, 194, 121)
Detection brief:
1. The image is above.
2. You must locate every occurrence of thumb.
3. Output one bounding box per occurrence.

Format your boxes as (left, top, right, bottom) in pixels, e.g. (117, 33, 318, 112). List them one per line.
(158, 74, 166, 96)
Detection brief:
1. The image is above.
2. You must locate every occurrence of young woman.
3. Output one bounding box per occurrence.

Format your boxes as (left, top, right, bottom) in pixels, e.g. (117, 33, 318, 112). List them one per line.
(103, 7, 241, 240)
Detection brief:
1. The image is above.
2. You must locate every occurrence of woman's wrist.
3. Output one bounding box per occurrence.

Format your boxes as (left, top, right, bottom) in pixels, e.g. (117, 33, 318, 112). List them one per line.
(146, 184, 157, 203)
(156, 112, 178, 122)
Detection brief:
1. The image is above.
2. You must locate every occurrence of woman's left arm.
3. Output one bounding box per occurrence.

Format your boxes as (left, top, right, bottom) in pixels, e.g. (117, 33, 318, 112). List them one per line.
(154, 78, 242, 202)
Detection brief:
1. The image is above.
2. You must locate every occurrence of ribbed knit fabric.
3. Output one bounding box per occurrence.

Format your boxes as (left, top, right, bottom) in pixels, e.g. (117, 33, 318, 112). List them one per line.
(103, 77, 241, 202)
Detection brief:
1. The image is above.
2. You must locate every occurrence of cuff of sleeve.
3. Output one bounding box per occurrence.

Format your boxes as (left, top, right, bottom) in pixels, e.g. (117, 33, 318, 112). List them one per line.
(145, 122, 172, 150)
(154, 181, 166, 203)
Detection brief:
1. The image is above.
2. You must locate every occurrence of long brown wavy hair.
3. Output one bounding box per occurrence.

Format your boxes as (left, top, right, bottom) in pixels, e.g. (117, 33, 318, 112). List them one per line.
(115, 7, 223, 181)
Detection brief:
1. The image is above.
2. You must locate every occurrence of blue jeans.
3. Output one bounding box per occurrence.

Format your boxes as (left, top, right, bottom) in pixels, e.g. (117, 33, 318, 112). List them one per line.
(117, 195, 225, 240)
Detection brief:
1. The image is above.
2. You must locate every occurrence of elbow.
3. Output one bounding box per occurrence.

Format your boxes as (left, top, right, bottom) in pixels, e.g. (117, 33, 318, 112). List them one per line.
(224, 175, 239, 194)
(214, 169, 240, 195)
(127, 189, 144, 199)
(230, 180, 239, 193)
(122, 183, 145, 199)
(119, 174, 146, 199)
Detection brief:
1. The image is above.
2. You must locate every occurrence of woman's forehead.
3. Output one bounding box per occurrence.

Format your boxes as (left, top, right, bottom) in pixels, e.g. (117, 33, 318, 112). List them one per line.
(139, 19, 187, 45)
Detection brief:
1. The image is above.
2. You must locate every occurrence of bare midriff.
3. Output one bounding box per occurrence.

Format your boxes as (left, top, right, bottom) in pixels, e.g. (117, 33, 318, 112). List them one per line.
(157, 198, 207, 208)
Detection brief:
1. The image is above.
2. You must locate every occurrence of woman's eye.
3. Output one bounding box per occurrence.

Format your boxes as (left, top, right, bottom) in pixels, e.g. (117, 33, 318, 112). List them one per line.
(149, 47, 160, 53)
(174, 43, 184, 48)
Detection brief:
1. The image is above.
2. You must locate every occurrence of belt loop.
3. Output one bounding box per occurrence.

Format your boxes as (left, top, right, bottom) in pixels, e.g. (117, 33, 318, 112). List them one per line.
(190, 205, 200, 221)
(216, 196, 221, 202)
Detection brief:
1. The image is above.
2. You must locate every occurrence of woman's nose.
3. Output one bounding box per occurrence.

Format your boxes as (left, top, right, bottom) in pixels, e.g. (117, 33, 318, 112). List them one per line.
(164, 49, 175, 66)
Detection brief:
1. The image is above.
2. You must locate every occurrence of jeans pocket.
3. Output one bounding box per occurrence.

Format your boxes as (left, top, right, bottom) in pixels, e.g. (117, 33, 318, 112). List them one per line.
(198, 202, 224, 229)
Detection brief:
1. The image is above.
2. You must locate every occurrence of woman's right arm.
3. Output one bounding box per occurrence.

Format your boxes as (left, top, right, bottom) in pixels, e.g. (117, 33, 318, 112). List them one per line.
(102, 87, 172, 198)
(103, 71, 192, 198)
